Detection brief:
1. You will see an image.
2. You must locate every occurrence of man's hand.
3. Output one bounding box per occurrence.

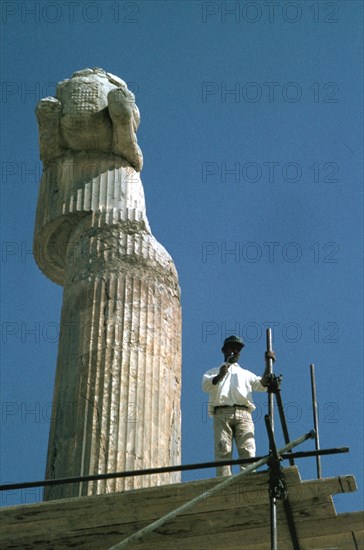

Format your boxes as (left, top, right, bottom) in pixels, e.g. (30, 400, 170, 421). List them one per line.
(219, 363, 230, 376)
(212, 363, 230, 385)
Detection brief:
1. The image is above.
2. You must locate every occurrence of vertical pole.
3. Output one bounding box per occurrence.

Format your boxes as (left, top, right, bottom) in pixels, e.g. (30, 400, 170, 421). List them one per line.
(310, 364, 322, 478)
(266, 328, 274, 430)
(271, 495, 277, 550)
(266, 328, 277, 550)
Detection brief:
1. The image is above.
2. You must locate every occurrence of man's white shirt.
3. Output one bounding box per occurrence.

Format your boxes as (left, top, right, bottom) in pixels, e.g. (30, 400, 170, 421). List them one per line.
(202, 363, 267, 417)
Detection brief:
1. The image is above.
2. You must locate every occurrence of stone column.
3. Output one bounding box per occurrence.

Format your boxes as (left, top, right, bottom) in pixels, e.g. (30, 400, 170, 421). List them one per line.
(33, 69, 181, 500)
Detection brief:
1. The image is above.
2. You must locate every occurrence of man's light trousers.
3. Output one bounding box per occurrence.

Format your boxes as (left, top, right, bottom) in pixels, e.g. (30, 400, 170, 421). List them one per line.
(213, 406, 256, 476)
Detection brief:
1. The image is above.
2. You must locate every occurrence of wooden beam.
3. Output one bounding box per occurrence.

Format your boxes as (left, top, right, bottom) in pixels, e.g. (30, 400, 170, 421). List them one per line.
(1, 469, 362, 550)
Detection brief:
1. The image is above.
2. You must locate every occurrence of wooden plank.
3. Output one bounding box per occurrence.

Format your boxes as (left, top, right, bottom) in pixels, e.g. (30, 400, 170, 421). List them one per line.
(1, 474, 347, 539)
(3, 466, 356, 533)
(1, 510, 363, 550)
(124, 512, 364, 549)
(2, 505, 363, 550)
(0, 470, 362, 550)
(0, 469, 276, 534)
(289, 474, 357, 501)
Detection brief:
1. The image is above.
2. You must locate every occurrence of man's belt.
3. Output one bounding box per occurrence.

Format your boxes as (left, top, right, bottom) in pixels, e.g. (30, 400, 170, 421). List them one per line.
(214, 404, 249, 410)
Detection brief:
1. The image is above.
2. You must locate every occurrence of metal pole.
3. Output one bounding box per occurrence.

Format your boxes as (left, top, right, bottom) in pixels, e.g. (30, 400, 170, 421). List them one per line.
(310, 364, 322, 478)
(274, 388, 294, 465)
(265, 328, 277, 550)
(0, 447, 348, 493)
(266, 328, 275, 430)
(265, 415, 300, 550)
(266, 414, 277, 550)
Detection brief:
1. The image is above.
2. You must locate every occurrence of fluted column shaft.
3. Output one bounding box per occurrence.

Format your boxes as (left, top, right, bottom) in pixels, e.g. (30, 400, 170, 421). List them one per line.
(34, 154, 181, 500)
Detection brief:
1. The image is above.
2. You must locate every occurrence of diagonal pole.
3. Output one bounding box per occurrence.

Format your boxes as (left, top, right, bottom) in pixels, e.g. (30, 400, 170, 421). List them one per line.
(310, 364, 322, 478)
(108, 430, 316, 550)
(274, 387, 295, 466)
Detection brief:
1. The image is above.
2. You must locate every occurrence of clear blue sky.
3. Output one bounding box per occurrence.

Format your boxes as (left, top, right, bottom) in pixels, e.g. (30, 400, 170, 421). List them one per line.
(1, 1, 363, 513)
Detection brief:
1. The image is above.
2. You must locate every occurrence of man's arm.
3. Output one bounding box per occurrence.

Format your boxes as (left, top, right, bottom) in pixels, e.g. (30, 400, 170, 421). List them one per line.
(202, 369, 219, 391)
(212, 363, 230, 385)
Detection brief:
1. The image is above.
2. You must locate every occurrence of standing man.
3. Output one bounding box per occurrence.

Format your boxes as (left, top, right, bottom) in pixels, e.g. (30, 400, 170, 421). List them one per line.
(202, 335, 274, 476)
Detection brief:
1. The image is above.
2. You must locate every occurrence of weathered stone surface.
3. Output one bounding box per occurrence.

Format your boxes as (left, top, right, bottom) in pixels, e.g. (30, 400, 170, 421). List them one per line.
(36, 68, 143, 171)
(33, 70, 181, 500)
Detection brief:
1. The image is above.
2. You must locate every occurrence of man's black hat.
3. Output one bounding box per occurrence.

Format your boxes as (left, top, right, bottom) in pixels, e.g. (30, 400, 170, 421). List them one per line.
(222, 335, 245, 351)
